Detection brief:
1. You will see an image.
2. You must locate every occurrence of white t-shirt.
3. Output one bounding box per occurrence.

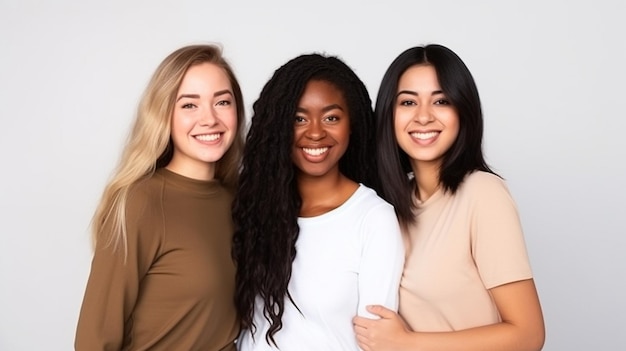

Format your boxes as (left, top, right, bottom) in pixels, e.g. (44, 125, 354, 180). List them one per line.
(238, 184, 405, 351)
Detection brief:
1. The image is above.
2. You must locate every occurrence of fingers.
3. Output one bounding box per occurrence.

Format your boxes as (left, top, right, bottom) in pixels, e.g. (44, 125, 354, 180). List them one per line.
(366, 304, 395, 319)
(355, 334, 371, 351)
(355, 326, 372, 351)
(353, 315, 372, 328)
(354, 323, 368, 336)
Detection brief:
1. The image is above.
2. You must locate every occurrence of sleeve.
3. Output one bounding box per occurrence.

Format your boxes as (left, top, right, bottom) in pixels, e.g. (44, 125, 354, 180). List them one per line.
(469, 174, 533, 289)
(75, 188, 162, 351)
(356, 200, 405, 319)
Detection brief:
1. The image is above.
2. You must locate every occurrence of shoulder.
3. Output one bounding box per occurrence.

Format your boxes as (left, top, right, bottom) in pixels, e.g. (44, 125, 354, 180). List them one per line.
(352, 185, 400, 230)
(352, 186, 403, 251)
(463, 171, 507, 189)
(126, 173, 165, 216)
(459, 171, 512, 199)
(458, 171, 519, 217)
(123, 173, 168, 250)
(355, 184, 396, 212)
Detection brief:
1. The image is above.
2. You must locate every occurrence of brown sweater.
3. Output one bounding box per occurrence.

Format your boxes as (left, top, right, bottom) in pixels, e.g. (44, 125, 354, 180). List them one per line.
(75, 168, 238, 351)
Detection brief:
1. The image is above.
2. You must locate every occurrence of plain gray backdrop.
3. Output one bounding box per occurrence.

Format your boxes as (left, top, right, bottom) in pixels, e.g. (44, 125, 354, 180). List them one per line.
(1, 0, 624, 350)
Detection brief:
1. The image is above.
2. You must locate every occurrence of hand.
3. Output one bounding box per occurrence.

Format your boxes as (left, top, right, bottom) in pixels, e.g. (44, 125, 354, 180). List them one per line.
(353, 305, 412, 351)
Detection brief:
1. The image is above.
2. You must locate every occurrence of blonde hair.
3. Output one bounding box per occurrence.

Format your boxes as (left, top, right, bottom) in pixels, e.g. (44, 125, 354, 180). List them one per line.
(91, 44, 245, 254)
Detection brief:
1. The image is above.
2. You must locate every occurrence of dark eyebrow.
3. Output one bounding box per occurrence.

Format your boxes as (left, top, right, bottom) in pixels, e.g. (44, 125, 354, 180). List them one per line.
(396, 90, 417, 97)
(296, 104, 344, 113)
(396, 89, 444, 98)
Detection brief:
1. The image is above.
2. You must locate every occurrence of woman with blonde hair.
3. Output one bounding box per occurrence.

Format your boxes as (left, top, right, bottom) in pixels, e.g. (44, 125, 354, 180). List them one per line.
(75, 44, 244, 351)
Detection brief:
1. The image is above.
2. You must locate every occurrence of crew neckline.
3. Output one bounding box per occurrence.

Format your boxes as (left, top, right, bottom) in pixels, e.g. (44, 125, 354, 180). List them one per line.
(156, 167, 222, 196)
(298, 184, 365, 223)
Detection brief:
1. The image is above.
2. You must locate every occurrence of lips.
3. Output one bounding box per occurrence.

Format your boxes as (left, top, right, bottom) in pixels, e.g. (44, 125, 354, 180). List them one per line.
(410, 131, 439, 140)
(194, 133, 221, 142)
(302, 147, 329, 156)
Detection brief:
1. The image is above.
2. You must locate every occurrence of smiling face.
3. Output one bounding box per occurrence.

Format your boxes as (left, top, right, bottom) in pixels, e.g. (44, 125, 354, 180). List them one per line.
(394, 64, 459, 171)
(292, 79, 350, 180)
(168, 62, 238, 180)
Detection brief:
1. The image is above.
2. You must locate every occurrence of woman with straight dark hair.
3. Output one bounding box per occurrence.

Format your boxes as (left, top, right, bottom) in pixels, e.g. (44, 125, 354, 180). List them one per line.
(233, 53, 404, 350)
(353, 44, 545, 351)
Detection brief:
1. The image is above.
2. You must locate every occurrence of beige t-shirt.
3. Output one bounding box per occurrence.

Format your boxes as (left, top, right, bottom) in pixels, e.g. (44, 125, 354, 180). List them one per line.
(399, 171, 533, 332)
(75, 168, 238, 351)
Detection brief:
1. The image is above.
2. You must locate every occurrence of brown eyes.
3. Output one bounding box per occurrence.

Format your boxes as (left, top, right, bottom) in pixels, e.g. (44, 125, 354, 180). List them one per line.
(397, 99, 451, 106)
(294, 115, 341, 124)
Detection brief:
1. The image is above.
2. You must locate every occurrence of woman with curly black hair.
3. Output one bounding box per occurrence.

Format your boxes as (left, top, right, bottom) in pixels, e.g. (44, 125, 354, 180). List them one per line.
(233, 53, 404, 350)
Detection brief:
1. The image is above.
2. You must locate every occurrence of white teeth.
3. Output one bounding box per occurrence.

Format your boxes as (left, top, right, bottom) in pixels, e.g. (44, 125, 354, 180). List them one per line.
(411, 131, 438, 140)
(195, 134, 220, 141)
(303, 147, 328, 156)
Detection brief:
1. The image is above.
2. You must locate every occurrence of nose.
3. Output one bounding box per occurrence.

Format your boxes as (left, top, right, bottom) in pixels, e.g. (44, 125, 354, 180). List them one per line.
(305, 119, 326, 140)
(199, 106, 218, 126)
(414, 105, 434, 125)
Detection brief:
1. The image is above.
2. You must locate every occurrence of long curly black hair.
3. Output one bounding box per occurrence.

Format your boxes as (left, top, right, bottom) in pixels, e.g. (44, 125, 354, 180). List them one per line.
(232, 53, 378, 346)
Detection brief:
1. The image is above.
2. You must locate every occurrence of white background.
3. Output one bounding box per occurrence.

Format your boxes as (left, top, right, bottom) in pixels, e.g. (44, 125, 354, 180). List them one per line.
(1, 1, 624, 350)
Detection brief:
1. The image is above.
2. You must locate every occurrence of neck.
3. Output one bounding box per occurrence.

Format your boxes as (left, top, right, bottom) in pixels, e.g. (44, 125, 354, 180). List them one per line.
(411, 160, 441, 202)
(297, 172, 358, 217)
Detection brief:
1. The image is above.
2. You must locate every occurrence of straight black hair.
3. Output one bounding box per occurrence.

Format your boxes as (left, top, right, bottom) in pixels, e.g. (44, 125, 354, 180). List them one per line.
(376, 44, 495, 225)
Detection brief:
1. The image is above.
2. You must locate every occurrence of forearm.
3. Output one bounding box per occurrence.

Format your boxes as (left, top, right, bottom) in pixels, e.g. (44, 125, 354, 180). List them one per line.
(401, 321, 544, 351)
